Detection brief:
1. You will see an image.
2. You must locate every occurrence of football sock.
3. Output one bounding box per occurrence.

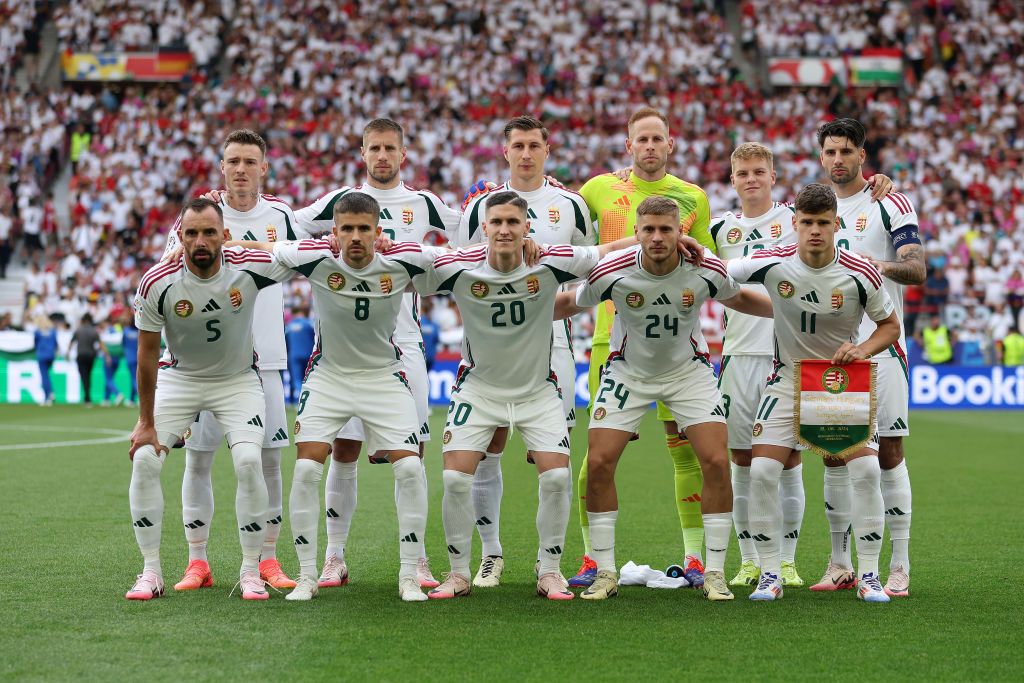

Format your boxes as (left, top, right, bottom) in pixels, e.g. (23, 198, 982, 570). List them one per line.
(129, 444, 165, 574)
(324, 460, 357, 563)
(393, 456, 427, 580)
(442, 470, 475, 578)
(702, 512, 733, 573)
(881, 460, 912, 572)
(472, 452, 504, 557)
(731, 462, 757, 563)
(260, 447, 282, 560)
(181, 448, 214, 563)
(577, 454, 591, 555)
(749, 457, 784, 575)
(536, 467, 571, 575)
(587, 510, 617, 572)
(289, 459, 324, 579)
(824, 466, 854, 569)
(780, 463, 805, 563)
(847, 456, 884, 578)
(231, 441, 269, 575)
(668, 433, 704, 560)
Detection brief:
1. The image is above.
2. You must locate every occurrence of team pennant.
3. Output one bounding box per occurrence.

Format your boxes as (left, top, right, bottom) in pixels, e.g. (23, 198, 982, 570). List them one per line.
(794, 359, 876, 459)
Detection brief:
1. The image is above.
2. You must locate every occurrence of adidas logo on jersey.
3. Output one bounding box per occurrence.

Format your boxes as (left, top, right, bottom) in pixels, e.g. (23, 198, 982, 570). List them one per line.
(246, 415, 264, 427)
(241, 230, 257, 241)
(527, 208, 539, 220)
(351, 281, 371, 292)
(380, 208, 393, 220)
(745, 228, 763, 242)
(272, 428, 288, 442)
(889, 418, 908, 431)
(404, 434, 419, 446)
(653, 293, 671, 305)
(800, 290, 820, 303)
(201, 299, 221, 313)
(557, 436, 570, 449)
(498, 283, 517, 295)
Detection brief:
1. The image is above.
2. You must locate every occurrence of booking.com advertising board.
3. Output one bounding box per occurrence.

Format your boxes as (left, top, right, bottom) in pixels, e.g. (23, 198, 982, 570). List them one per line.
(1, 355, 1023, 410)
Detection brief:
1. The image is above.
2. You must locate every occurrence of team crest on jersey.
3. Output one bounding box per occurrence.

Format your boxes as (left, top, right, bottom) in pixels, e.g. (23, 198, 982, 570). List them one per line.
(548, 207, 560, 224)
(593, 407, 606, 421)
(625, 292, 644, 308)
(527, 276, 540, 295)
(402, 208, 414, 225)
(777, 281, 795, 298)
(681, 289, 695, 308)
(855, 214, 868, 232)
(133, 296, 143, 313)
(229, 288, 243, 310)
(183, 427, 191, 440)
(294, 420, 301, 435)
(174, 300, 194, 317)
(770, 223, 782, 239)
(266, 226, 278, 242)
(727, 227, 742, 244)
(831, 288, 844, 310)
(471, 281, 489, 298)
(443, 430, 452, 445)
(380, 274, 393, 294)
(752, 423, 763, 437)
(822, 367, 850, 394)
(327, 272, 346, 291)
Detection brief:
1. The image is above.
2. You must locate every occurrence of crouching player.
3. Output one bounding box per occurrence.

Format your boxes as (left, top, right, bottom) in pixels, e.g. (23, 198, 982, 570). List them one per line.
(726, 184, 900, 603)
(554, 196, 773, 601)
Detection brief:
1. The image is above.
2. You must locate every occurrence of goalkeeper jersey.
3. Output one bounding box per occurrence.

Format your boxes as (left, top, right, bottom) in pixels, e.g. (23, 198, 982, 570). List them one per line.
(579, 171, 714, 346)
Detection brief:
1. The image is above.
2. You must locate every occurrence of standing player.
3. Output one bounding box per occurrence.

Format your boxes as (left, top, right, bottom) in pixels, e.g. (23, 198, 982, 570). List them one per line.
(727, 183, 900, 603)
(571, 106, 716, 588)
(555, 196, 773, 601)
(126, 198, 284, 601)
(295, 119, 459, 590)
(817, 119, 924, 596)
(454, 115, 595, 588)
(171, 130, 305, 592)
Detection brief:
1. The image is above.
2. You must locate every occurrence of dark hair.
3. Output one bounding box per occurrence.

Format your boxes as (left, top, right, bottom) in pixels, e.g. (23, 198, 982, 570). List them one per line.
(485, 190, 528, 218)
(504, 115, 549, 142)
(794, 183, 837, 215)
(363, 118, 404, 146)
(222, 129, 267, 157)
(817, 118, 866, 149)
(179, 197, 224, 223)
(636, 196, 680, 222)
(334, 191, 380, 218)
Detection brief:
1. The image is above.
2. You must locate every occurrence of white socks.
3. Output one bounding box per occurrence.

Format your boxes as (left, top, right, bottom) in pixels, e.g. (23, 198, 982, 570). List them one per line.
(441, 470, 475, 578)
(472, 452, 504, 557)
(702, 512, 733, 574)
(847, 457, 884, 578)
(260, 447, 283, 560)
(587, 510, 617, 572)
(731, 463, 757, 563)
(779, 464, 805, 563)
(536, 467, 571, 575)
(231, 441, 269, 575)
(129, 444, 165, 574)
(881, 460, 912, 571)
(393, 456, 427, 580)
(181, 449, 214, 563)
(324, 460, 358, 563)
(289, 459, 324, 579)
(824, 466, 853, 569)
(748, 458, 784, 575)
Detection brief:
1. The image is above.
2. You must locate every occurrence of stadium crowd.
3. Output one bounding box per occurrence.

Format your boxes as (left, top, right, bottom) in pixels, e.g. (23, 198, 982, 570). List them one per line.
(2, 0, 1022, 367)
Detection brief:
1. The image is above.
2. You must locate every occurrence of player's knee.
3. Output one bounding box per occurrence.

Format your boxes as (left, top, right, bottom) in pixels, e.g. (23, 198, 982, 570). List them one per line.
(586, 453, 615, 482)
(749, 457, 783, 486)
(538, 467, 571, 494)
(702, 452, 730, 483)
(133, 444, 163, 478)
(392, 455, 420, 482)
(231, 442, 264, 481)
(443, 469, 474, 495)
(848, 456, 881, 492)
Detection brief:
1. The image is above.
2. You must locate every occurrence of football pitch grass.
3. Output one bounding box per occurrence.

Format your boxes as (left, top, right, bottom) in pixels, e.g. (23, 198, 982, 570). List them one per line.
(1, 405, 1021, 681)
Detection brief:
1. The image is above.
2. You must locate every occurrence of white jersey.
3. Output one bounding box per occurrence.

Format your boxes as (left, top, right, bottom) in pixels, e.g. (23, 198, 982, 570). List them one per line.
(163, 194, 306, 370)
(727, 245, 894, 382)
(711, 202, 795, 356)
(295, 183, 461, 344)
(273, 239, 447, 374)
(417, 244, 600, 400)
(836, 186, 920, 353)
(134, 248, 286, 380)
(457, 179, 596, 350)
(576, 246, 740, 380)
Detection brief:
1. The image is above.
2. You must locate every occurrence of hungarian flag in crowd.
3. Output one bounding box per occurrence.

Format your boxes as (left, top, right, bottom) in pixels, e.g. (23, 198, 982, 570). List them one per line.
(849, 48, 903, 86)
(794, 359, 877, 459)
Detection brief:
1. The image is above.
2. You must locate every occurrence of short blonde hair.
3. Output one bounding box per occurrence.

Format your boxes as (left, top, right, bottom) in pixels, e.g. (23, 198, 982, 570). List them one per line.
(627, 106, 669, 137)
(730, 142, 774, 172)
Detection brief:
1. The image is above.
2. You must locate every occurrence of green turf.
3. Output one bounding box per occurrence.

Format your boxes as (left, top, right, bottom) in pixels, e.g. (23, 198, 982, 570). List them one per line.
(0, 406, 1021, 681)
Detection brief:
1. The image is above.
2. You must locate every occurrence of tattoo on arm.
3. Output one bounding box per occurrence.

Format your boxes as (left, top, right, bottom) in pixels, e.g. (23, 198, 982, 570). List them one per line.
(880, 244, 926, 285)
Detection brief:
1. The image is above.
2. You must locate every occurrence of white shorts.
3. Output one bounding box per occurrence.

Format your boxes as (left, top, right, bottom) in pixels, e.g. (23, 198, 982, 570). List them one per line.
(875, 355, 910, 437)
(718, 355, 774, 450)
(155, 369, 265, 450)
(589, 362, 726, 434)
(751, 376, 879, 453)
(551, 344, 578, 427)
(336, 342, 431, 444)
(442, 376, 570, 455)
(295, 364, 420, 453)
(185, 369, 288, 450)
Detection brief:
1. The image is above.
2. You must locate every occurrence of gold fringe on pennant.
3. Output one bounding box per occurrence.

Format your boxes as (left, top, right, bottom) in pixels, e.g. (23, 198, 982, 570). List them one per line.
(793, 359, 878, 461)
